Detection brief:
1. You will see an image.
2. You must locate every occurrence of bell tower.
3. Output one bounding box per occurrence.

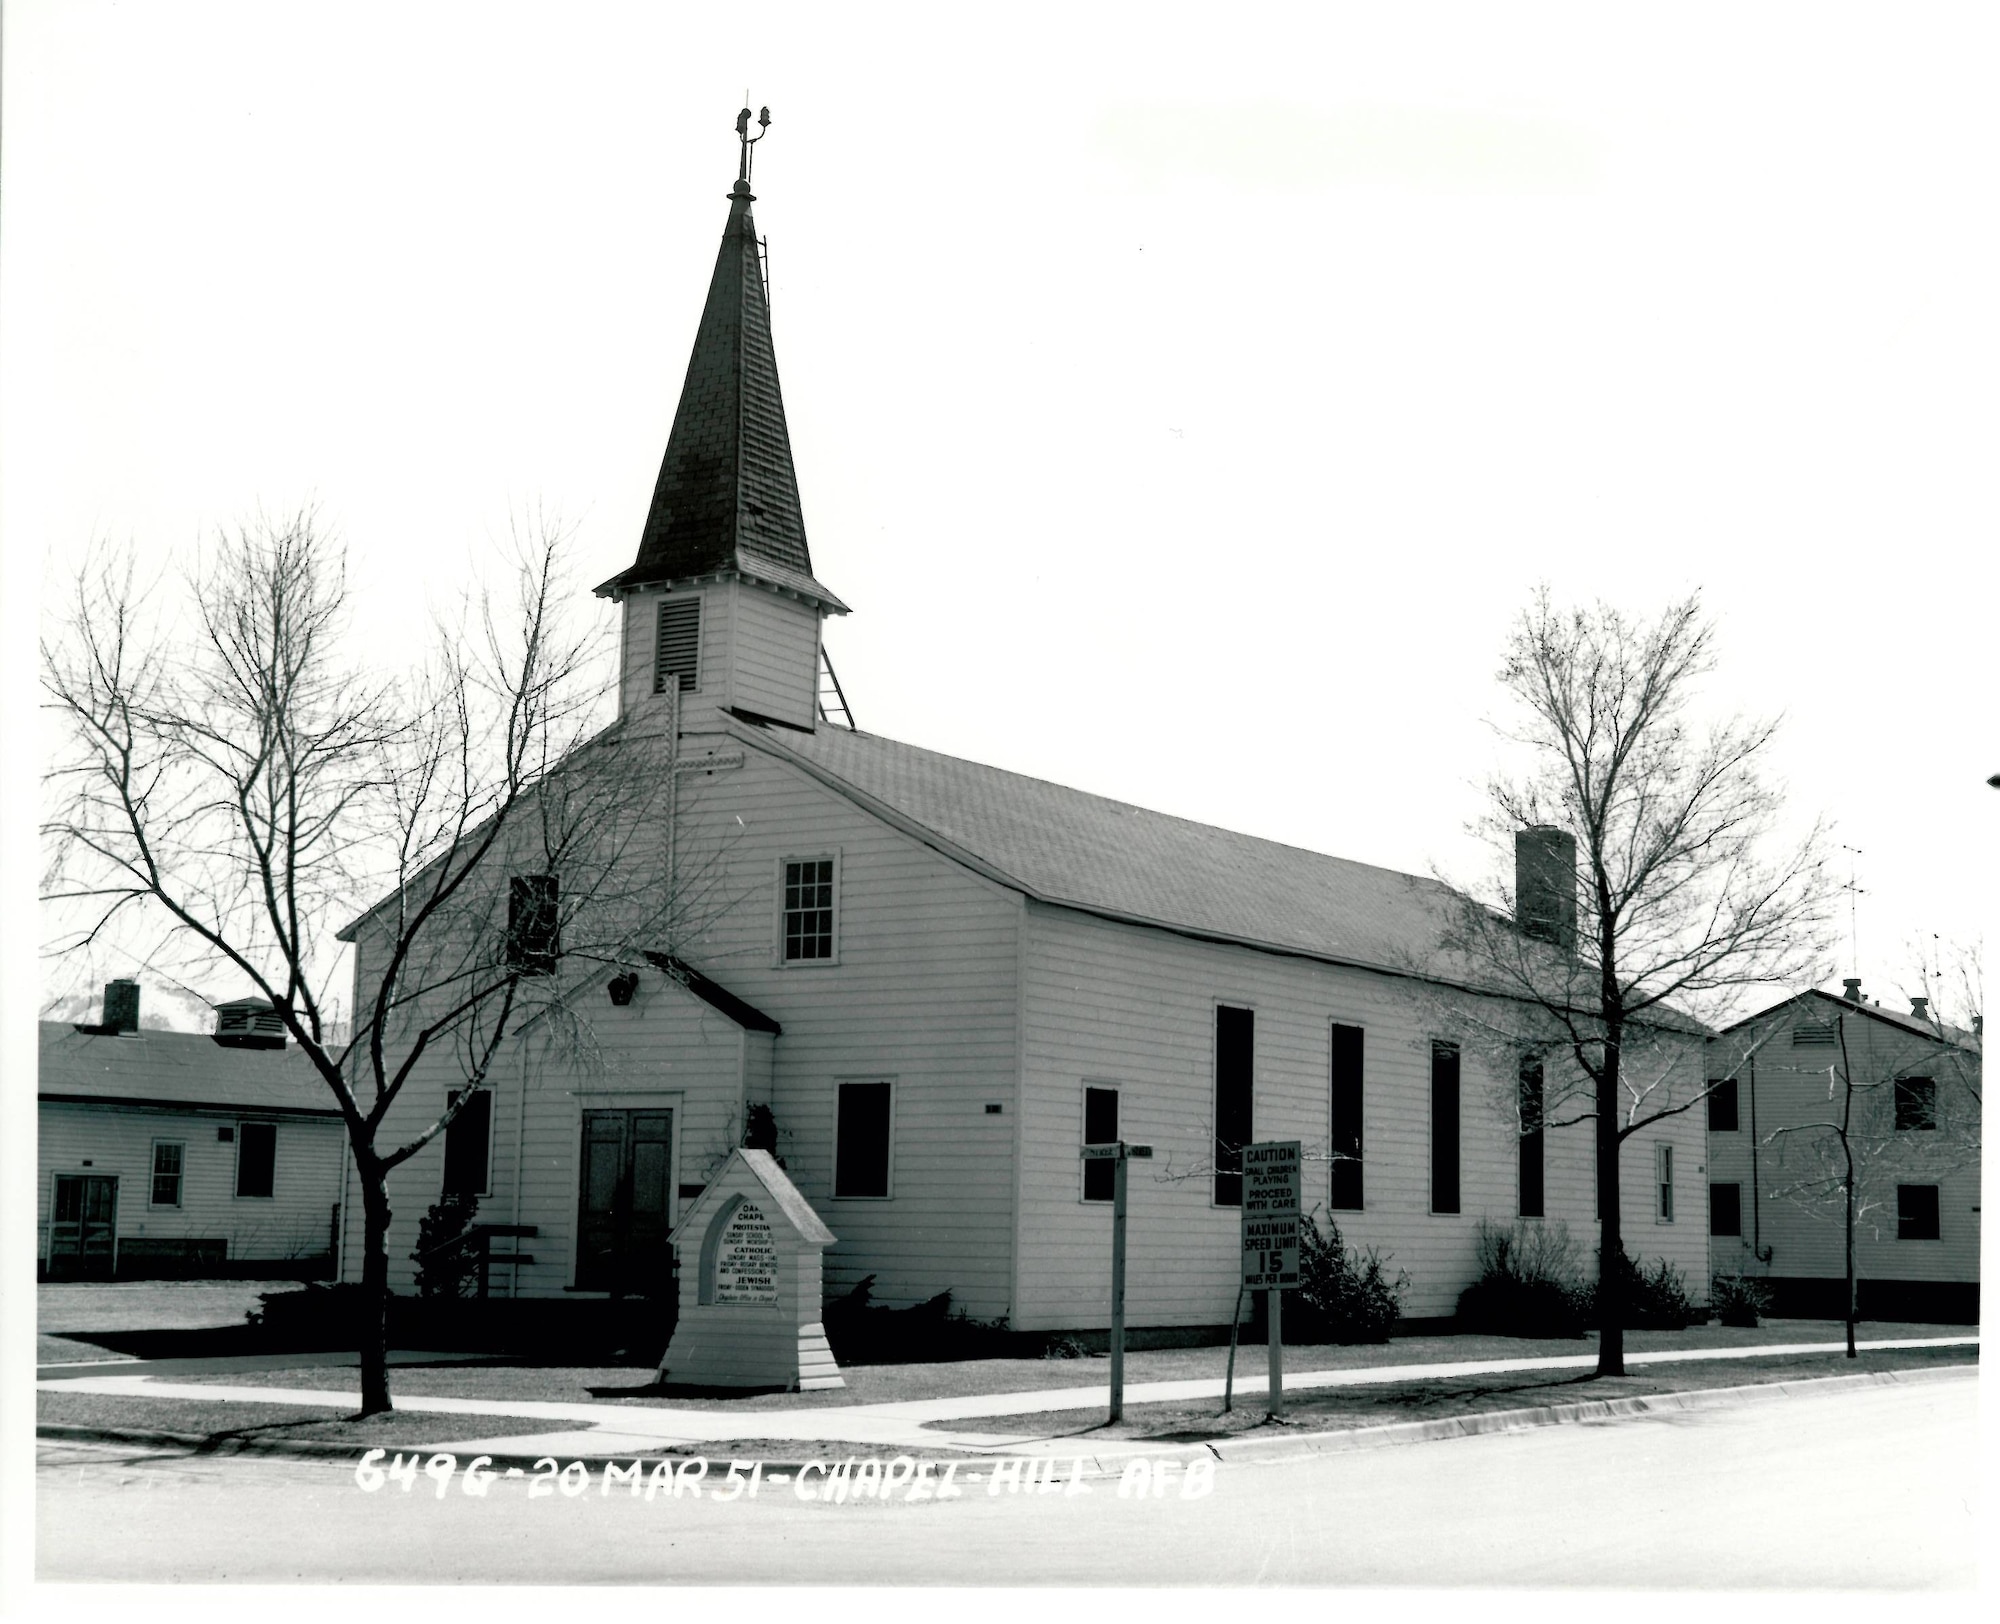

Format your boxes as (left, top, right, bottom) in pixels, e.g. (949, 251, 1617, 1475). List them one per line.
(596, 107, 847, 734)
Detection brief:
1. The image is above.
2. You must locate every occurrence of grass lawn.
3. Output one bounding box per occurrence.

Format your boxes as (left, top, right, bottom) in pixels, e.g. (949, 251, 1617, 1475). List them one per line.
(925, 1342, 1979, 1444)
(36, 1390, 563, 1449)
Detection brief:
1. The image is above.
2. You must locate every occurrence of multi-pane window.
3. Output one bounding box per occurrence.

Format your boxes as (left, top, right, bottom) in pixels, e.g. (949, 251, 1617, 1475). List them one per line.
(1213, 1006, 1254, 1207)
(150, 1141, 184, 1208)
(1897, 1183, 1941, 1241)
(1082, 1085, 1119, 1202)
(653, 597, 700, 694)
(443, 1088, 493, 1198)
(506, 874, 560, 976)
(833, 1081, 893, 1199)
(1655, 1143, 1675, 1222)
(783, 859, 836, 962)
(1329, 1024, 1364, 1211)
(1707, 1078, 1740, 1132)
(1518, 1059, 1545, 1219)
(1894, 1077, 1937, 1131)
(236, 1121, 277, 1198)
(1709, 1182, 1742, 1238)
(1430, 1041, 1460, 1215)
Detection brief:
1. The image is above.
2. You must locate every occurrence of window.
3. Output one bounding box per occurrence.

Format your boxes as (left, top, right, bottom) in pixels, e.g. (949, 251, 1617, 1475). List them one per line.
(782, 858, 836, 963)
(443, 1088, 493, 1198)
(1707, 1078, 1740, 1132)
(1655, 1143, 1674, 1222)
(1894, 1077, 1937, 1131)
(653, 597, 700, 694)
(236, 1121, 277, 1198)
(1897, 1184, 1941, 1241)
(1518, 1059, 1545, 1219)
(1082, 1085, 1119, 1202)
(1431, 1041, 1460, 1215)
(1213, 1006, 1254, 1207)
(833, 1081, 893, 1199)
(150, 1141, 184, 1208)
(506, 874, 560, 975)
(1329, 1024, 1364, 1211)
(1709, 1182, 1742, 1238)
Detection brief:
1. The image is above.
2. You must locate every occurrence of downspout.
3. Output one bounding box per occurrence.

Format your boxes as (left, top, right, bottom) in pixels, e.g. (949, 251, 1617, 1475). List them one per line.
(510, 1035, 529, 1297)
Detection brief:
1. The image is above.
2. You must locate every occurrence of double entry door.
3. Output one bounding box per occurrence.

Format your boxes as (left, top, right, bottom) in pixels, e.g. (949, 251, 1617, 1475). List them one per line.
(48, 1174, 119, 1279)
(575, 1109, 673, 1295)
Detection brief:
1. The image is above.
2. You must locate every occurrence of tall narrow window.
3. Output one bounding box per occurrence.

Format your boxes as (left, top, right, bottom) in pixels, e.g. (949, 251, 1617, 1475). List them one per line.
(1214, 1006, 1254, 1207)
(506, 875, 560, 975)
(1329, 1024, 1364, 1211)
(1709, 1182, 1742, 1238)
(782, 858, 836, 962)
(654, 597, 700, 694)
(443, 1088, 493, 1198)
(236, 1121, 277, 1198)
(834, 1081, 893, 1199)
(150, 1141, 184, 1208)
(1897, 1183, 1940, 1240)
(1082, 1085, 1119, 1202)
(1707, 1078, 1740, 1132)
(1518, 1059, 1545, 1219)
(1655, 1143, 1675, 1222)
(1894, 1077, 1937, 1131)
(1431, 1041, 1460, 1215)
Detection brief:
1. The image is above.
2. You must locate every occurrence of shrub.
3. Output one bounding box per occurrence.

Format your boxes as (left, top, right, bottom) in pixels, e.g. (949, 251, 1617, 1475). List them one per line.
(1590, 1245, 1699, 1330)
(1455, 1219, 1590, 1338)
(1290, 1210, 1408, 1344)
(411, 1192, 481, 1299)
(1710, 1273, 1773, 1329)
(821, 1276, 1014, 1363)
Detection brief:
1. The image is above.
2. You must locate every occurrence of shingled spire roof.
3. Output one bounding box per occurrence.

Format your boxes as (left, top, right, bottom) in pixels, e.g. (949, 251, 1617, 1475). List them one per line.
(598, 166, 844, 610)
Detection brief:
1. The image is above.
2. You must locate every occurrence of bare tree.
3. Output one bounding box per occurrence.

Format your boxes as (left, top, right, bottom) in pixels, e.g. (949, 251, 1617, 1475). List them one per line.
(42, 513, 727, 1414)
(1441, 588, 1836, 1376)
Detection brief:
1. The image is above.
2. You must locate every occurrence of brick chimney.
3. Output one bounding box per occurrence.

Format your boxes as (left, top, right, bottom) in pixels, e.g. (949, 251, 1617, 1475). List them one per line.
(1842, 977, 1863, 1004)
(102, 978, 141, 1034)
(1515, 826, 1577, 951)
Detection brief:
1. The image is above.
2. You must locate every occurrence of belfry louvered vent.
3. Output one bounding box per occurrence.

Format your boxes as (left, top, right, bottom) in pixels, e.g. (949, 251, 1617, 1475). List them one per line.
(654, 598, 700, 695)
(1792, 1018, 1838, 1049)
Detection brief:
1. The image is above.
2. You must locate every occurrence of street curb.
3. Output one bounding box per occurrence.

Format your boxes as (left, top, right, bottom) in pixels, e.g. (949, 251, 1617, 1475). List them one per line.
(38, 1362, 1977, 1479)
(1203, 1361, 1980, 1465)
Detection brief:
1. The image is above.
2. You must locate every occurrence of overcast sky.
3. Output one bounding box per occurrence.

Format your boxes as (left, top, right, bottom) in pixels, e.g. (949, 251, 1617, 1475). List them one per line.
(6, 2, 1994, 1027)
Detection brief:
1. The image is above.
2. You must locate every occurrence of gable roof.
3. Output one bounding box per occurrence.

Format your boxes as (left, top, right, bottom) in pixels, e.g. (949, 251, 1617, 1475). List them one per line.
(673, 1148, 836, 1248)
(732, 719, 1515, 992)
(1716, 987, 1981, 1053)
(38, 1024, 343, 1117)
(596, 178, 843, 612)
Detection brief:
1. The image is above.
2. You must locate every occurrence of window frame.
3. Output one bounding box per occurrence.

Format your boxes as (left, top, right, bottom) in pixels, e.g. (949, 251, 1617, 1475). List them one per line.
(442, 1087, 495, 1199)
(1430, 1040, 1461, 1215)
(652, 594, 702, 695)
(1329, 1023, 1364, 1212)
(1212, 1003, 1255, 1209)
(1896, 1183, 1941, 1241)
(1517, 1057, 1545, 1219)
(1706, 1077, 1740, 1133)
(775, 852, 841, 968)
(506, 873, 561, 977)
(1655, 1142, 1675, 1223)
(149, 1139, 185, 1210)
(1080, 1082, 1120, 1203)
(831, 1078, 895, 1201)
(234, 1119, 278, 1200)
(1893, 1076, 1938, 1132)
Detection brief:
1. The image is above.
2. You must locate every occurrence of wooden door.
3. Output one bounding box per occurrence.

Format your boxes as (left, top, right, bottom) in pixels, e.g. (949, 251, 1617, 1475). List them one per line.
(575, 1110, 673, 1294)
(48, 1175, 118, 1279)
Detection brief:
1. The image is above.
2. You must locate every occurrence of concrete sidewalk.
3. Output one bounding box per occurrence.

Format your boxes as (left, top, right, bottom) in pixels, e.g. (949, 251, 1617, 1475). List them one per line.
(38, 1333, 1978, 1459)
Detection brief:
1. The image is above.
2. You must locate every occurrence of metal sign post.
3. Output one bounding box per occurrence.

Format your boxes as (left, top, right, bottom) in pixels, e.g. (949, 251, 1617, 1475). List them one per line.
(1082, 1140, 1151, 1424)
(1240, 1140, 1301, 1420)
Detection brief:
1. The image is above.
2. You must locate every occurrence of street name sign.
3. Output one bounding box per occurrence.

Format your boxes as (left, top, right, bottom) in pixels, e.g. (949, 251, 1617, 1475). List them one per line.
(1240, 1140, 1301, 1290)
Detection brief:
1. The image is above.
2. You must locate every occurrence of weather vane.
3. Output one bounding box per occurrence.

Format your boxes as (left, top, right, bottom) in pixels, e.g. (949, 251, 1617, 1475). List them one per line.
(736, 104, 771, 185)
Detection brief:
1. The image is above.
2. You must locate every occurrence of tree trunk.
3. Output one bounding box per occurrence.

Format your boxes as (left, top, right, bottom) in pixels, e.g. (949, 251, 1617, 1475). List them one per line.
(357, 1160, 394, 1416)
(1596, 1026, 1625, 1378)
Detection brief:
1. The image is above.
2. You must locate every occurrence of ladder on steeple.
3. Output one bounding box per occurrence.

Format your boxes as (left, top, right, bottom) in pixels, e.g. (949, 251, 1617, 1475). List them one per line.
(817, 646, 856, 731)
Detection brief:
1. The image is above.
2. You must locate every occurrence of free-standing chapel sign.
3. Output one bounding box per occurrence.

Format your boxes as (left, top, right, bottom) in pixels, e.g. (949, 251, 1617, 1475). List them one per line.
(655, 1148, 844, 1390)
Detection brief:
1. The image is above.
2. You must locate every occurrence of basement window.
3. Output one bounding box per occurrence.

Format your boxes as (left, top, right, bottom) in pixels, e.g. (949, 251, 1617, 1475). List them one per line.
(654, 597, 700, 695)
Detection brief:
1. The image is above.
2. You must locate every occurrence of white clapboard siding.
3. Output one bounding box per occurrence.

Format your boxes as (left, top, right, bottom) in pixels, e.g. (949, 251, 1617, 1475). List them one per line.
(1014, 904, 1710, 1328)
(344, 743, 1024, 1318)
(39, 1102, 345, 1266)
(723, 583, 820, 728)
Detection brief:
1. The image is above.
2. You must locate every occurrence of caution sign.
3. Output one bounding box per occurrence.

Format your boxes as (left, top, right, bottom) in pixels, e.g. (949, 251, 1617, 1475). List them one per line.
(1240, 1141, 1301, 1289)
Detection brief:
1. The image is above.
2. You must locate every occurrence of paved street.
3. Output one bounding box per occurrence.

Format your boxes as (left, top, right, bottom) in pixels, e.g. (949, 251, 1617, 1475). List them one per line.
(38, 1367, 1979, 1587)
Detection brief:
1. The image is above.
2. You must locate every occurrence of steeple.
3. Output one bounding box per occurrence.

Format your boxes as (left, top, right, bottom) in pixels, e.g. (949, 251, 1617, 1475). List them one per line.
(598, 108, 844, 613)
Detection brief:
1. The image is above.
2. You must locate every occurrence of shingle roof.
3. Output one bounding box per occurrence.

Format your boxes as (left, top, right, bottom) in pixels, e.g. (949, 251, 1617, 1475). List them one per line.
(597, 180, 842, 611)
(735, 721, 1484, 984)
(38, 1024, 343, 1117)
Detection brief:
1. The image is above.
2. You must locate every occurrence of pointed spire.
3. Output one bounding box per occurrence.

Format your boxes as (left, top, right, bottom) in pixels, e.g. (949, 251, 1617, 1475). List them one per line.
(600, 108, 844, 611)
